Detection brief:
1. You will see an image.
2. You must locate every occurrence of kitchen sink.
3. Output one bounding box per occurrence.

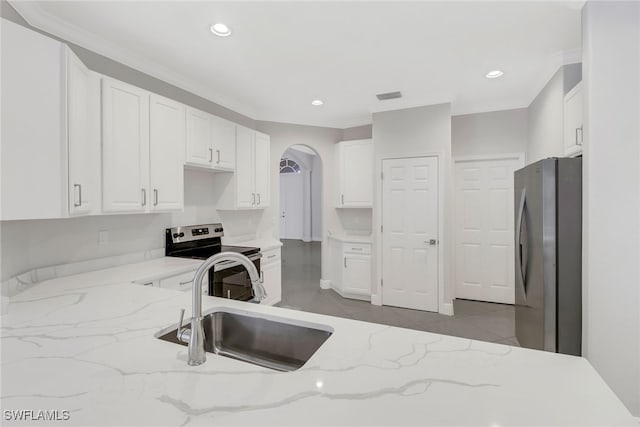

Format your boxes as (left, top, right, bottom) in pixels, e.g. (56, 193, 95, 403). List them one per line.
(156, 308, 333, 371)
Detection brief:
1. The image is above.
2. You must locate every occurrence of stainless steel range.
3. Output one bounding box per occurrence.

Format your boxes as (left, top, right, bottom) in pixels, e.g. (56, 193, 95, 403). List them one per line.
(165, 223, 261, 301)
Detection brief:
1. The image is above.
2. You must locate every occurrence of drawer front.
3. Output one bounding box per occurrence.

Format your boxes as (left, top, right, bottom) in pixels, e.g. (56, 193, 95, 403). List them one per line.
(158, 270, 208, 294)
(343, 243, 371, 254)
(261, 247, 281, 265)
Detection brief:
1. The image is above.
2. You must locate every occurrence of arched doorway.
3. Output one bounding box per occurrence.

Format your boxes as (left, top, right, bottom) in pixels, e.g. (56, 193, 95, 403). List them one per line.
(277, 144, 323, 309)
(279, 145, 321, 242)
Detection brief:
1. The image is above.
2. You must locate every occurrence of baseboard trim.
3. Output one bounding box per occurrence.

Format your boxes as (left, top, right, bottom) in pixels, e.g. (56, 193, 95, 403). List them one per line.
(370, 294, 382, 306)
(319, 279, 331, 290)
(439, 302, 454, 316)
(330, 286, 370, 302)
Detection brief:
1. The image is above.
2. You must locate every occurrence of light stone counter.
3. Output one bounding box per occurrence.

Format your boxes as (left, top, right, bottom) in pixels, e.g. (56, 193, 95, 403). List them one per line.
(0, 262, 635, 426)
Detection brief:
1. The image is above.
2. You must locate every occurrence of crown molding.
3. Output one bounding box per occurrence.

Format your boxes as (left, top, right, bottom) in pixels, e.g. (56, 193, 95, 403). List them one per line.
(8, 1, 258, 121)
(522, 47, 582, 108)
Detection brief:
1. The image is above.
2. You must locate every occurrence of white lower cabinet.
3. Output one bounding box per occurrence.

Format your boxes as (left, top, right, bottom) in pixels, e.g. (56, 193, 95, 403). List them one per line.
(260, 247, 282, 306)
(328, 238, 372, 300)
(342, 244, 372, 298)
(135, 270, 208, 295)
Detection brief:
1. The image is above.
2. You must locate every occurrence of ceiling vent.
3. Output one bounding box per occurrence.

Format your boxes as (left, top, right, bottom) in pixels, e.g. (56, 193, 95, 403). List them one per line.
(376, 91, 402, 101)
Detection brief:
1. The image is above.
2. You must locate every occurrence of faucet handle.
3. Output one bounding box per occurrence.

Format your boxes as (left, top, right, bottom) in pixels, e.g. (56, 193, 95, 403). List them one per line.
(176, 308, 190, 343)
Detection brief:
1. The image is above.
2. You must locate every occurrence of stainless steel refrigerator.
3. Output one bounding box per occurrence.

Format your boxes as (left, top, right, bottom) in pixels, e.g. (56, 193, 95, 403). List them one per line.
(514, 157, 582, 356)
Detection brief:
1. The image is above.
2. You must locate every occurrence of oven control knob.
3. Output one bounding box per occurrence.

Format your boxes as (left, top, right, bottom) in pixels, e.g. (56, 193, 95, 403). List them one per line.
(173, 233, 179, 239)
(179, 232, 185, 238)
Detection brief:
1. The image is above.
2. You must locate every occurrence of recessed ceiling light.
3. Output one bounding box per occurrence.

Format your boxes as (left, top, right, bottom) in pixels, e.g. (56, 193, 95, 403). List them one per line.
(311, 99, 324, 106)
(210, 23, 232, 37)
(486, 70, 504, 79)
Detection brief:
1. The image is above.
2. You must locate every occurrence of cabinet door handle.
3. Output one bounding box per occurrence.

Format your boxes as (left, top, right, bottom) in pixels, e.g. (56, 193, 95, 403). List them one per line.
(252, 193, 256, 206)
(344, 257, 347, 268)
(216, 149, 221, 164)
(141, 188, 146, 206)
(576, 125, 583, 146)
(341, 194, 344, 205)
(260, 270, 264, 283)
(209, 148, 213, 163)
(73, 184, 82, 207)
(267, 254, 277, 259)
(257, 193, 261, 205)
(153, 189, 158, 206)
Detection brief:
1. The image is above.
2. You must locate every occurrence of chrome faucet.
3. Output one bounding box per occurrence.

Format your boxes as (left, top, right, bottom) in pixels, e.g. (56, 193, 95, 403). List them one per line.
(176, 251, 267, 366)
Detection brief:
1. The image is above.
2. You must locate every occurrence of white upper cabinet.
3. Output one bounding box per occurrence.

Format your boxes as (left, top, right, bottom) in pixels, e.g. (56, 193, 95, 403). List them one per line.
(216, 126, 270, 210)
(185, 108, 236, 171)
(235, 126, 256, 208)
(564, 81, 583, 157)
(212, 117, 236, 171)
(102, 78, 150, 213)
(185, 108, 213, 167)
(1, 19, 99, 220)
(334, 139, 374, 208)
(67, 47, 94, 216)
(103, 78, 186, 214)
(149, 94, 185, 211)
(254, 131, 271, 208)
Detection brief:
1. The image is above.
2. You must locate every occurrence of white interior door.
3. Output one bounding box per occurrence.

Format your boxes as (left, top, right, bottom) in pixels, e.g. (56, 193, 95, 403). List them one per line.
(382, 157, 439, 312)
(454, 156, 524, 304)
(280, 173, 304, 240)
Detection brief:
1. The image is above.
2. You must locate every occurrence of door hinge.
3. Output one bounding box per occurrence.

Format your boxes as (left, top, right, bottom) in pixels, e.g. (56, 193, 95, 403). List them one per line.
(381, 171, 384, 180)
(381, 279, 383, 287)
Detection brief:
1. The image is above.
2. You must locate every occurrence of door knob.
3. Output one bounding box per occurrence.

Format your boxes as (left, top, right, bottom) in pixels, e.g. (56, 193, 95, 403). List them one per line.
(425, 239, 438, 245)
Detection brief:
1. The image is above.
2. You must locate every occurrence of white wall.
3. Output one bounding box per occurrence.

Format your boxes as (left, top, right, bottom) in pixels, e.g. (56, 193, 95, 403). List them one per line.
(372, 103, 453, 313)
(582, 1, 640, 416)
(527, 63, 582, 164)
(452, 109, 528, 158)
(311, 155, 322, 241)
(255, 121, 344, 284)
(0, 169, 264, 280)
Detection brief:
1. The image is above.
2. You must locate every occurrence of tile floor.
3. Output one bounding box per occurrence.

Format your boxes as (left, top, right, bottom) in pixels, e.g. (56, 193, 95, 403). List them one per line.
(276, 239, 519, 346)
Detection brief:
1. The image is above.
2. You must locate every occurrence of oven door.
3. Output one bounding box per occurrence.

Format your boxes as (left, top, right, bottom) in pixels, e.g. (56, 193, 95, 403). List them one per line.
(209, 255, 261, 301)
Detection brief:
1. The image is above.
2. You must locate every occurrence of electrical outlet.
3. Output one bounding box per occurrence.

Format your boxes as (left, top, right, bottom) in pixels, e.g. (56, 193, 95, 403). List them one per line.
(98, 230, 109, 246)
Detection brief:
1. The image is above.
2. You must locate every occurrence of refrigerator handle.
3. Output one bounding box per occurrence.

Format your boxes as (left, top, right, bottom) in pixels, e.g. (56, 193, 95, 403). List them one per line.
(516, 189, 527, 297)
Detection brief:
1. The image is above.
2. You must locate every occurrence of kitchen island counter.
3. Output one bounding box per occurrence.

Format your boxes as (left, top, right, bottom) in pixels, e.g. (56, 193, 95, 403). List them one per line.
(1, 266, 635, 426)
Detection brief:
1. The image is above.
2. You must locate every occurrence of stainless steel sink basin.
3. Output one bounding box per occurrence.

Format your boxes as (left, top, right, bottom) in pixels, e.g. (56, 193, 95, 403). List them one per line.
(157, 308, 333, 371)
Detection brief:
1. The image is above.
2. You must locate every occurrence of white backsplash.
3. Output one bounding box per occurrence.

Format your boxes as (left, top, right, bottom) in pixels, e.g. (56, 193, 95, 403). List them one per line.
(0, 169, 265, 282)
(336, 209, 373, 234)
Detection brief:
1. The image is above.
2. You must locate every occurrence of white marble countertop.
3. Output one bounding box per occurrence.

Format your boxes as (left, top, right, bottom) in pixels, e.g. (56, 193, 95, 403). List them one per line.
(223, 237, 283, 252)
(1, 262, 635, 426)
(328, 233, 372, 244)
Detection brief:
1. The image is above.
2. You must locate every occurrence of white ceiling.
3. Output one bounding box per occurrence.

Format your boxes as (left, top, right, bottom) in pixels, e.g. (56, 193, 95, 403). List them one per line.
(12, 1, 582, 128)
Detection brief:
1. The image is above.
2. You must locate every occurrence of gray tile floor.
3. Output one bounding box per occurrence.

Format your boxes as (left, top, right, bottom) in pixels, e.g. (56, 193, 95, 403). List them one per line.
(276, 239, 519, 346)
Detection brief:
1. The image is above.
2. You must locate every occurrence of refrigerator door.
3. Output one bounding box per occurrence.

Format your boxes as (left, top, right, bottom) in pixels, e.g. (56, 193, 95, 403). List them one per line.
(514, 159, 557, 352)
